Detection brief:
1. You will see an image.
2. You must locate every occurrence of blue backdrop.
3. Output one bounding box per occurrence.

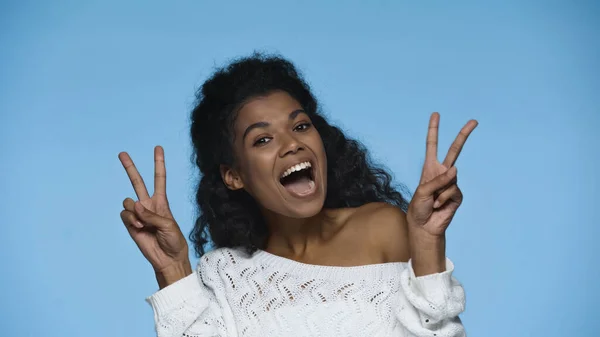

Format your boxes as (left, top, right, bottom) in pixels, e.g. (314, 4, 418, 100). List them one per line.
(1, 1, 598, 336)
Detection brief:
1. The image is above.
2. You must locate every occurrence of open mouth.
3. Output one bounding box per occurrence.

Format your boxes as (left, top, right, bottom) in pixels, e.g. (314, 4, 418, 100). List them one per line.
(279, 161, 316, 197)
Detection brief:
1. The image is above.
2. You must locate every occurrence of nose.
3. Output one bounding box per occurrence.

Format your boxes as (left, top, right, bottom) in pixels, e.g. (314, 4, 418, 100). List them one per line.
(278, 133, 303, 158)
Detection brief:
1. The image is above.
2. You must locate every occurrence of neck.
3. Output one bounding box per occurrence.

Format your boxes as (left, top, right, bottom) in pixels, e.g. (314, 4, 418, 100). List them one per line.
(262, 209, 330, 258)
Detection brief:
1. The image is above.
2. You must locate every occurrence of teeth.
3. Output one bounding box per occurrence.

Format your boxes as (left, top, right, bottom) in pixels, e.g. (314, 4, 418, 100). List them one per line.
(281, 161, 312, 179)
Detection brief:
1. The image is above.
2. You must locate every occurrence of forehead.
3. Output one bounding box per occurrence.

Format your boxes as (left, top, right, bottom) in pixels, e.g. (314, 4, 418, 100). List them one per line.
(234, 91, 303, 129)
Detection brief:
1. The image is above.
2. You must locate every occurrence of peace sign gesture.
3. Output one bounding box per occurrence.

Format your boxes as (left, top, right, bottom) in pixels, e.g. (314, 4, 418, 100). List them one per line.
(118, 146, 191, 287)
(407, 113, 478, 237)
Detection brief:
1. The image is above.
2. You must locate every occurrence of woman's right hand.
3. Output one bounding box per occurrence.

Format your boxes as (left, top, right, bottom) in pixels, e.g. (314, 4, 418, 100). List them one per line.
(118, 146, 192, 288)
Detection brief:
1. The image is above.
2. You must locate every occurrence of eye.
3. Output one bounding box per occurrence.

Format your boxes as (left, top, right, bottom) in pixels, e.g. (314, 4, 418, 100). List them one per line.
(253, 137, 272, 147)
(294, 122, 312, 132)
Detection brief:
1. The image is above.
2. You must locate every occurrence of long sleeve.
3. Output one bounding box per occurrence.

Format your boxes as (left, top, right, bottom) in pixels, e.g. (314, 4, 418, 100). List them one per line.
(396, 258, 466, 337)
(145, 247, 469, 337)
(146, 266, 233, 337)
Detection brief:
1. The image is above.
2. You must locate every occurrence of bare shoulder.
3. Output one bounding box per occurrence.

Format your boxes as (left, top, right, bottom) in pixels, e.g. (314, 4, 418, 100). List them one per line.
(343, 202, 410, 263)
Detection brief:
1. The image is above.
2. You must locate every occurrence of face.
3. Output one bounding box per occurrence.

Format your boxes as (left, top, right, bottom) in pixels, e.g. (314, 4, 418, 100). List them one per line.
(221, 91, 328, 219)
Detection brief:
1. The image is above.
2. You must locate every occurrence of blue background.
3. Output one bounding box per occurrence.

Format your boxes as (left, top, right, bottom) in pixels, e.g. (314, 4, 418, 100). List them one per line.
(1, 1, 598, 336)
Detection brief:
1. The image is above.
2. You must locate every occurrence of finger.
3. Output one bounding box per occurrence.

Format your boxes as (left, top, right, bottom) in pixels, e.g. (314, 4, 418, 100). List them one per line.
(118, 152, 150, 200)
(425, 112, 440, 163)
(433, 173, 457, 199)
(416, 166, 457, 198)
(123, 197, 135, 212)
(442, 119, 478, 167)
(120, 209, 144, 229)
(154, 146, 167, 197)
(433, 184, 463, 209)
(134, 201, 175, 229)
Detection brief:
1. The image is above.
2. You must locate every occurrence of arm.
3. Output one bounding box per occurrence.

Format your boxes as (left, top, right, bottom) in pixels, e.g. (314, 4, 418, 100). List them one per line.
(117, 148, 234, 336)
(369, 203, 466, 336)
(394, 113, 476, 336)
(396, 259, 466, 337)
(404, 224, 466, 336)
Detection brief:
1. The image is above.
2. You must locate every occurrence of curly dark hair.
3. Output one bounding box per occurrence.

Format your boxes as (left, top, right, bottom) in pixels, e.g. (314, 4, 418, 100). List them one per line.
(189, 53, 409, 257)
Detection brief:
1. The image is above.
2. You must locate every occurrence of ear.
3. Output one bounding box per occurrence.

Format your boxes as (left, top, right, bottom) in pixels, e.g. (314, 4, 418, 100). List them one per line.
(220, 164, 244, 190)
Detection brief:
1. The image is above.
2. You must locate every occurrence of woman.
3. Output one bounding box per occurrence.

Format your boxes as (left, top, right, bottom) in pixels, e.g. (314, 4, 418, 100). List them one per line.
(119, 54, 477, 337)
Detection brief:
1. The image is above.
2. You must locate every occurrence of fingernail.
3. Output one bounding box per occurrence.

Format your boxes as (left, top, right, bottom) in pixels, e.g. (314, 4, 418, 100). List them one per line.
(134, 221, 144, 229)
(433, 200, 441, 208)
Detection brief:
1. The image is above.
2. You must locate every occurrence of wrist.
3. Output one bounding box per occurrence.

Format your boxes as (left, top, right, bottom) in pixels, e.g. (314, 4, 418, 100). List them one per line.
(155, 260, 193, 289)
(408, 228, 446, 276)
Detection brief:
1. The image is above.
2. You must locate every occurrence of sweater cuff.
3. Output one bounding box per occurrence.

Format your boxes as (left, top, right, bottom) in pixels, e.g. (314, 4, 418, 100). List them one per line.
(410, 258, 455, 304)
(406, 258, 461, 328)
(145, 272, 204, 318)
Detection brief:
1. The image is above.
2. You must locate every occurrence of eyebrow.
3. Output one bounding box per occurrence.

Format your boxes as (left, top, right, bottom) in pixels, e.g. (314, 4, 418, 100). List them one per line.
(242, 109, 306, 141)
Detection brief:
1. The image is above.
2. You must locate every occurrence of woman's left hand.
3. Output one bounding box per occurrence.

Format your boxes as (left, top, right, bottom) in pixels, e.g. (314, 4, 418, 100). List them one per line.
(407, 113, 478, 237)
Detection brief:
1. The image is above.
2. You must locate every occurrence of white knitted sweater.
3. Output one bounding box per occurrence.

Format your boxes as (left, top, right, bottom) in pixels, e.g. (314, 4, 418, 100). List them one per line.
(146, 248, 466, 337)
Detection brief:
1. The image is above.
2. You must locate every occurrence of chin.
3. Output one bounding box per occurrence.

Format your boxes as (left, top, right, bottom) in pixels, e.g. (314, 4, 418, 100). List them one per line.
(284, 197, 326, 219)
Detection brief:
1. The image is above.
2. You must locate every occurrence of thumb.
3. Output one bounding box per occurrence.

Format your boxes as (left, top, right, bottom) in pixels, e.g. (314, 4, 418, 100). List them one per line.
(134, 202, 175, 230)
(417, 166, 457, 198)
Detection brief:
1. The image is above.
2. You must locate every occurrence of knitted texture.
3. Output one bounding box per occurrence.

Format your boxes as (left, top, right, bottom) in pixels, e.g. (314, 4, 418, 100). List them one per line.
(147, 248, 466, 337)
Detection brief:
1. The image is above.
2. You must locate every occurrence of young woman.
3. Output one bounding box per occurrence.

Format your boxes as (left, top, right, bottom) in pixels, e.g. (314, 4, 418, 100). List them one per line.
(119, 54, 477, 337)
